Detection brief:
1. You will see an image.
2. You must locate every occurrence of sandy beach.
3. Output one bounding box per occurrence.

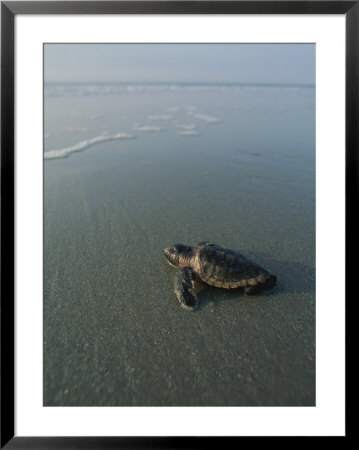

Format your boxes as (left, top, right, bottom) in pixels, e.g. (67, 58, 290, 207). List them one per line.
(44, 84, 315, 406)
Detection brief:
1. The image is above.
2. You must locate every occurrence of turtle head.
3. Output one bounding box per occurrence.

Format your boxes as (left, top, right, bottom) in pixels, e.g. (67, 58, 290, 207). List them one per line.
(163, 244, 195, 268)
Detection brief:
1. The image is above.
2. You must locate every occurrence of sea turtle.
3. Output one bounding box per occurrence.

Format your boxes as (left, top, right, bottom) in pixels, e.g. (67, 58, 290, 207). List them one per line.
(163, 241, 277, 311)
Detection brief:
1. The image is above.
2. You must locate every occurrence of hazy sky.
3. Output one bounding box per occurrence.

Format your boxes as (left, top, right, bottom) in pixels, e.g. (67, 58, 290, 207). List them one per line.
(44, 43, 315, 85)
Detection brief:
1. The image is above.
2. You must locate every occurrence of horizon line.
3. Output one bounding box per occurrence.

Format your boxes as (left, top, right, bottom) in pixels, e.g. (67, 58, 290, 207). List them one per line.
(45, 80, 315, 87)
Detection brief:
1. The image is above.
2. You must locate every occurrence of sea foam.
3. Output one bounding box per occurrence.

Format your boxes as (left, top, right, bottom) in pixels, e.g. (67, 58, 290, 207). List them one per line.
(176, 123, 197, 130)
(192, 113, 221, 124)
(132, 125, 163, 132)
(147, 115, 173, 121)
(177, 130, 199, 137)
(44, 132, 135, 160)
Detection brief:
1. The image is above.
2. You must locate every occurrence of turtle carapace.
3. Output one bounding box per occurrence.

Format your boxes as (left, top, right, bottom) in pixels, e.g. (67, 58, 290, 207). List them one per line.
(163, 241, 277, 311)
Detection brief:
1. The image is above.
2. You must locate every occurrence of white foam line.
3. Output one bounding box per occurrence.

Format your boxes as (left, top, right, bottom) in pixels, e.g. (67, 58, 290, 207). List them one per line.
(132, 125, 163, 132)
(147, 115, 173, 121)
(44, 132, 135, 160)
(193, 113, 221, 124)
(177, 130, 200, 137)
(176, 123, 197, 130)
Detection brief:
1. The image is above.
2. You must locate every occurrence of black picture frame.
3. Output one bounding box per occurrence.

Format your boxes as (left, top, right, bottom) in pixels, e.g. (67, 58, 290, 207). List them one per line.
(1, 1, 354, 447)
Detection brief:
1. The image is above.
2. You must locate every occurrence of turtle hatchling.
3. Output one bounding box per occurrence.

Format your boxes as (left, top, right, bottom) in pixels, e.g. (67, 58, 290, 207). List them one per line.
(163, 241, 277, 311)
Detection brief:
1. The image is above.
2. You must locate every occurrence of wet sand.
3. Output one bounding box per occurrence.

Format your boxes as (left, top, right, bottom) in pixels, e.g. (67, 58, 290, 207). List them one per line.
(44, 86, 315, 406)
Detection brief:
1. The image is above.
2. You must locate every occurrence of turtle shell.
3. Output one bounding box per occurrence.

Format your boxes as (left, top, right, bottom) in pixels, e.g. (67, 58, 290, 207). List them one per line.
(196, 243, 270, 289)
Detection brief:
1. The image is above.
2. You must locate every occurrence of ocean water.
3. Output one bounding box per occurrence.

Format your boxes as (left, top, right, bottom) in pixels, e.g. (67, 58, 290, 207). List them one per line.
(44, 83, 315, 406)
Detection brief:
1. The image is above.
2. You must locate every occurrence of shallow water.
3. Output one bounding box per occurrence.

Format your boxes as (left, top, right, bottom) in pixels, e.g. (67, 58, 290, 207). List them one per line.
(44, 83, 315, 406)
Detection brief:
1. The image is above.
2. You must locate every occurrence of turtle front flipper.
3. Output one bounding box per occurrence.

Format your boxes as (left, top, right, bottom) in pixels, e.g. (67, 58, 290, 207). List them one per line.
(174, 267, 198, 311)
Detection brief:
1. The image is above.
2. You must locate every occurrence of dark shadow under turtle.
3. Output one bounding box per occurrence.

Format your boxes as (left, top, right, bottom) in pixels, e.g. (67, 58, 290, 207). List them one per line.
(163, 241, 277, 311)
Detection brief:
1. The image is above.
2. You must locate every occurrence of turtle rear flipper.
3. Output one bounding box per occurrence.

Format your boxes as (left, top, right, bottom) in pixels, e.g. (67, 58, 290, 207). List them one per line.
(174, 267, 198, 311)
(244, 274, 277, 295)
